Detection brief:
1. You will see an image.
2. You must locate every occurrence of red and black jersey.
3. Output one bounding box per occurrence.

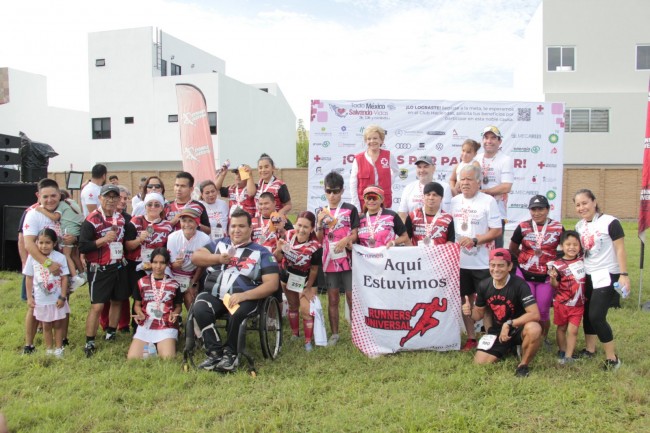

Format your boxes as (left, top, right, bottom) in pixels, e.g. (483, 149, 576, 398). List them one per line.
(124, 216, 174, 261)
(254, 176, 291, 212)
(548, 257, 585, 307)
(164, 200, 210, 231)
(251, 215, 293, 253)
(511, 219, 564, 276)
(78, 209, 126, 266)
(405, 209, 455, 246)
(280, 230, 322, 276)
(220, 184, 257, 217)
(134, 276, 182, 330)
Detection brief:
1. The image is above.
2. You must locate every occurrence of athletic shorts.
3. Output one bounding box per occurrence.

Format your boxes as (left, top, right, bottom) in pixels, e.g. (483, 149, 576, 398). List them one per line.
(477, 326, 524, 359)
(459, 268, 490, 297)
(324, 270, 352, 292)
(87, 264, 129, 304)
(553, 302, 584, 327)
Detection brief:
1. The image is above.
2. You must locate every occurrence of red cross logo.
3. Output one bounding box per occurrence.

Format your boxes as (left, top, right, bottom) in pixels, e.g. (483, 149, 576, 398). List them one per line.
(538, 161, 546, 169)
(537, 105, 544, 113)
(313, 155, 321, 162)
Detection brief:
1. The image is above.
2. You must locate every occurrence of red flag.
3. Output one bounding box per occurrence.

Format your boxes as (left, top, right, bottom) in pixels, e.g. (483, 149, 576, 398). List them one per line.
(175, 84, 217, 186)
(639, 79, 650, 243)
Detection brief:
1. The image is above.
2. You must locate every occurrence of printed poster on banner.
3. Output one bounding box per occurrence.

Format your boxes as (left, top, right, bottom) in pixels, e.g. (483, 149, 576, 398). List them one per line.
(309, 100, 564, 230)
(351, 243, 463, 357)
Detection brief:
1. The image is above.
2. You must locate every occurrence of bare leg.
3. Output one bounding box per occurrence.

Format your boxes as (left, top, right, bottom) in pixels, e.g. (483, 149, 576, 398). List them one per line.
(54, 319, 65, 348)
(556, 324, 567, 353)
(565, 323, 578, 358)
(24, 308, 37, 346)
(584, 334, 598, 353)
(327, 288, 340, 335)
(155, 339, 177, 359)
(42, 321, 54, 350)
(85, 303, 104, 337)
(519, 322, 542, 367)
(127, 338, 146, 359)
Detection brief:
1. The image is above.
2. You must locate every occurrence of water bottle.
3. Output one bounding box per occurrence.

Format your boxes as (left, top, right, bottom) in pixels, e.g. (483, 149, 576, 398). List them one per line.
(613, 282, 629, 299)
(142, 342, 157, 359)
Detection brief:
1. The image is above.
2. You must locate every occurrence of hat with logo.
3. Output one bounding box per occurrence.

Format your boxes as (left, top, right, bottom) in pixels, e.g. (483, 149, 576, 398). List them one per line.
(489, 248, 512, 263)
(423, 182, 444, 197)
(528, 194, 550, 209)
(481, 126, 502, 139)
(100, 184, 120, 196)
(415, 156, 434, 165)
(178, 207, 201, 226)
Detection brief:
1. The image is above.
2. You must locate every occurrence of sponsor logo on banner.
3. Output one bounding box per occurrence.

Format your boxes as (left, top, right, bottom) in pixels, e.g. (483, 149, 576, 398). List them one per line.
(551, 147, 558, 154)
(537, 162, 558, 169)
(451, 129, 468, 140)
(338, 142, 356, 147)
(330, 104, 348, 118)
(427, 131, 446, 135)
(435, 143, 444, 151)
(549, 134, 559, 144)
(313, 155, 332, 162)
(315, 166, 322, 175)
(546, 190, 557, 200)
(418, 142, 426, 149)
(395, 143, 411, 149)
(392, 183, 405, 191)
(333, 167, 345, 174)
(537, 104, 545, 113)
(399, 168, 409, 180)
(395, 129, 424, 137)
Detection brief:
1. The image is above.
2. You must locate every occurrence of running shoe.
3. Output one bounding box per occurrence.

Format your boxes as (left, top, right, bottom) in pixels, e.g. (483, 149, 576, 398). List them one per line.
(22, 345, 35, 355)
(515, 364, 530, 377)
(215, 348, 238, 372)
(461, 339, 478, 352)
(198, 353, 224, 371)
(576, 348, 596, 359)
(305, 342, 313, 352)
(603, 357, 622, 371)
(84, 341, 96, 358)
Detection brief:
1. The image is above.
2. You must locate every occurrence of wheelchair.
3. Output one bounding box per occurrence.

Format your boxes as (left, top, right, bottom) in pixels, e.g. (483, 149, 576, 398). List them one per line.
(182, 294, 283, 375)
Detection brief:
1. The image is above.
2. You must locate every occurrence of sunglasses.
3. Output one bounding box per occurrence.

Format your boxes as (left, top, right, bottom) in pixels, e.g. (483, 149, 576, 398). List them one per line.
(146, 184, 162, 189)
(325, 189, 341, 195)
(103, 195, 119, 201)
(364, 194, 380, 202)
(146, 202, 162, 208)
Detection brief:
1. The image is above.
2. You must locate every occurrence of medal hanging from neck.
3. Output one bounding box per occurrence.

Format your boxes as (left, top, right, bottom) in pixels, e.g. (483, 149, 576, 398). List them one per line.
(38, 262, 53, 293)
(149, 275, 166, 319)
(282, 233, 297, 253)
(461, 208, 469, 231)
(259, 215, 270, 243)
(532, 218, 548, 257)
(422, 207, 440, 245)
(482, 156, 492, 185)
(325, 202, 342, 242)
(365, 209, 382, 247)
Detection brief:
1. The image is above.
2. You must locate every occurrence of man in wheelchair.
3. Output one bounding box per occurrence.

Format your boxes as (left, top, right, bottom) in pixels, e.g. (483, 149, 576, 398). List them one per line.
(191, 209, 280, 372)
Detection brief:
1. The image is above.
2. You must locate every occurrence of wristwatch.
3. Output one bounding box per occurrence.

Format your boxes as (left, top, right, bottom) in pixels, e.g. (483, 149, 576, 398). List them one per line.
(472, 238, 478, 247)
(43, 258, 52, 268)
(506, 319, 514, 328)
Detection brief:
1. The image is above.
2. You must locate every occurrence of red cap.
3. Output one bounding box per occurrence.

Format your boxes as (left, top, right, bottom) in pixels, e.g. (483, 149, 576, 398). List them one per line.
(489, 248, 512, 263)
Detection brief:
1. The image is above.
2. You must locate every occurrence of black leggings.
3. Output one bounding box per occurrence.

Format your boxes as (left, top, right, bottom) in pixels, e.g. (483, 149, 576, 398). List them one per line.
(583, 273, 619, 343)
(192, 292, 257, 355)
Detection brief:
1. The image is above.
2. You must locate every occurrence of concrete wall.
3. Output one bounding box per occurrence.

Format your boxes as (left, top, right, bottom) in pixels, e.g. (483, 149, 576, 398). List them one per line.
(50, 166, 643, 221)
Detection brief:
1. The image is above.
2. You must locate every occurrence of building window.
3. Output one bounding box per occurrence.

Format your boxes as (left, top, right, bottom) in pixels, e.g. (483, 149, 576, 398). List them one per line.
(91, 118, 111, 139)
(259, 88, 268, 93)
(208, 112, 217, 135)
(125, 117, 134, 124)
(168, 115, 178, 122)
(547, 46, 575, 71)
(564, 108, 609, 133)
(637, 45, 650, 70)
(171, 63, 181, 76)
(95, 59, 106, 67)
(161, 59, 167, 76)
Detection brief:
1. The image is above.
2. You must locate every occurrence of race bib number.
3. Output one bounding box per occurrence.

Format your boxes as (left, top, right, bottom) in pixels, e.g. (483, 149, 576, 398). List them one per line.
(591, 268, 611, 289)
(174, 275, 191, 293)
(568, 261, 586, 281)
(328, 240, 347, 260)
(140, 247, 154, 263)
(109, 242, 123, 260)
(286, 272, 307, 293)
(146, 302, 164, 319)
(478, 334, 497, 351)
(211, 225, 224, 240)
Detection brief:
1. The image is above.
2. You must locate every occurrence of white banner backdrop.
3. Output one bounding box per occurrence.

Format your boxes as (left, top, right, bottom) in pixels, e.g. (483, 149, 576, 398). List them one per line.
(308, 99, 565, 230)
(351, 243, 463, 357)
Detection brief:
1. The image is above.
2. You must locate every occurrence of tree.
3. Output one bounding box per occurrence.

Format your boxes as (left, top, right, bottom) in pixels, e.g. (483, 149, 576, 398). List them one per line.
(296, 119, 309, 168)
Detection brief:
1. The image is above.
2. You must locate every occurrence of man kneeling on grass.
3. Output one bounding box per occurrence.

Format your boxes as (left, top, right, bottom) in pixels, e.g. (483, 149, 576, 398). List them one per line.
(462, 248, 542, 377)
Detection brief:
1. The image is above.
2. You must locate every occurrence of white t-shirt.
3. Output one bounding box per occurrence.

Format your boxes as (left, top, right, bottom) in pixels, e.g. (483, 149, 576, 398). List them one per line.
(450, 191, 502, 269)
(398, 180, 452, 215)
(131, 194, 143, 210)
(576, 214, 622, 274)
(200, 199, 229, 241)
(167, 230, 211, 275)
(476, 151, 513, 220)
(23, 251, 69, 306)
(80, 182, 102, 217)
(22, 207, 61, 237)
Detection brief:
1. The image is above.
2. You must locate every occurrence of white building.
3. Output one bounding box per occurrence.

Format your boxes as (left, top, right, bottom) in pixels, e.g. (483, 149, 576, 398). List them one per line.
(1, 27, 296, 174)
(543, 0, 650, 166)
(0, 68, 88, 173)
(88, 27, 296, 172)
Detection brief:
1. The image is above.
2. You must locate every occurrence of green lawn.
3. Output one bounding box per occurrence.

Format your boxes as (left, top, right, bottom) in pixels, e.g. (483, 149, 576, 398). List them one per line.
(0, 221, 648, 432)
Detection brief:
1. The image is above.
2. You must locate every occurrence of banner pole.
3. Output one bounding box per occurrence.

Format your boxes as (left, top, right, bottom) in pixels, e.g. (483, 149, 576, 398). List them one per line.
(639, 241, 644, 309)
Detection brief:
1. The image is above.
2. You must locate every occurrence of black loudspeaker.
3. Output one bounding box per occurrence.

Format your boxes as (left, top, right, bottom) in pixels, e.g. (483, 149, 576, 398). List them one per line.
(20, 167, 47, 183)
(0, 134, 20, 149)
(0, 168, 20, 182)
(0, 183, 38, 271)
(0, 150, 20, 164)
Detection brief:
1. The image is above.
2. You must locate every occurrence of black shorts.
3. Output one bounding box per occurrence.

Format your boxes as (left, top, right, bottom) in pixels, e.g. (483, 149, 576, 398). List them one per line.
(459, 268, 490, 297)
(87, 264, 129, 304)
(478, 326, 524, 359)
(126, 260, 146, 297)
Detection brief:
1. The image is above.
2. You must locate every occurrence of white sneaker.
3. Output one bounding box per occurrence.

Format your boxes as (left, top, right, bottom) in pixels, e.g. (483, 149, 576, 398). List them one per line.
(71, 275, 85, 291)
(54, 347, 64, 358)
(46, 349, 55, 356)
(328, 334, 340, 346)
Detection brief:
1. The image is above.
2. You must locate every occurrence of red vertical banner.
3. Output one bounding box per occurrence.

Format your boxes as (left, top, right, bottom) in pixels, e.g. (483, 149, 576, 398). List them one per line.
(639, 79, 650, 243)
(175, 84, 217, 186)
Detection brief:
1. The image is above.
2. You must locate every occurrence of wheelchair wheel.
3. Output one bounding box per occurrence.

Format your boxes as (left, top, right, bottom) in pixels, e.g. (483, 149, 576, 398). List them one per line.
(259, 296, 282, 359)
(183, 306, 204, 370)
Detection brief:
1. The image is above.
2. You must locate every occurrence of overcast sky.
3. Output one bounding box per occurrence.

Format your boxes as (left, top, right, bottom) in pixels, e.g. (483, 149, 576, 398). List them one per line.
(1, 0, 543, 124)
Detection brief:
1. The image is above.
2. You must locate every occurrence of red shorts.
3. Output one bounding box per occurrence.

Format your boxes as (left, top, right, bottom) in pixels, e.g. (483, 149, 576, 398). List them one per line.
(553, 302, 583, 327)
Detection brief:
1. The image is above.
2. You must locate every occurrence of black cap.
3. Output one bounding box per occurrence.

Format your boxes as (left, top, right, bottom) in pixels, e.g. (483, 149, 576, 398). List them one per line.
(100, 185, 120, 196)
(528, 194, 549, 209)
(423, 182, 444, 197)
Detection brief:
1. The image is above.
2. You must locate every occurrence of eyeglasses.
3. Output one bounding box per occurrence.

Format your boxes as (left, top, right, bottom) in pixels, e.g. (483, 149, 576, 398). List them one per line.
(146, 202, 162, 208)
(103, 195, 119, 201)
(364, 194, 380, 202)
(146, 184, 162, 189)
(325, 189, 341, 195)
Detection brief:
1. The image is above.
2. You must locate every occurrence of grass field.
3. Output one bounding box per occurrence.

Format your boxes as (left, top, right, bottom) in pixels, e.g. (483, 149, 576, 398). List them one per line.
(0, 221, 649, 432)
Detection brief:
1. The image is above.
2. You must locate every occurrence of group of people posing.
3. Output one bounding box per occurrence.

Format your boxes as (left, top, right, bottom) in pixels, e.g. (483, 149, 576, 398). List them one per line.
(18, 125, 630, 376)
